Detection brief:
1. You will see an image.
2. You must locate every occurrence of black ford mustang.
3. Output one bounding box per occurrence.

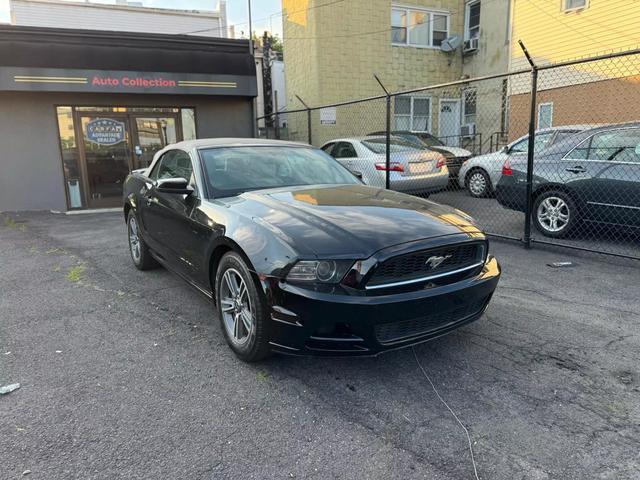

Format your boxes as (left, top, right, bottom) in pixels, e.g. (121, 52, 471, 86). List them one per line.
(123, 139, 500, 362)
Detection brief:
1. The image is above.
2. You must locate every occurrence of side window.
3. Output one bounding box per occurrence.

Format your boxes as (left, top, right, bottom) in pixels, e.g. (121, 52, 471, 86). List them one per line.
(589, 129, 640, 163)
(172, 150, 194, 181)
(568, 137, 591, 159)
(149, 150, 194, 181)
(509, 137, 528, 153)
(149, 151, 175, 180)
(333, 142, 358, 158)
(322, 143, 336, 156)
(533, 133, 553, 153)
(510, 133, 552, 154)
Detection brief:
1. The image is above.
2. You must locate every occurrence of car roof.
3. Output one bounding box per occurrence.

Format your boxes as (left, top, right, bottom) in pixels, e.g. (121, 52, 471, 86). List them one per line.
(321, 135, 408, 145)
(172, 138, 309, 151)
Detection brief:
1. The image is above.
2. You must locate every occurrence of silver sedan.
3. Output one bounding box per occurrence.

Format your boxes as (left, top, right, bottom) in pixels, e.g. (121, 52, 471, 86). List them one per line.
(321, 137, 449, 195)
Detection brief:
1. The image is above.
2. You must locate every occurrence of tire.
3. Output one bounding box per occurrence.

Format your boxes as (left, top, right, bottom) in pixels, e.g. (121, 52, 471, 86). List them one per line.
(215, 252, 271, 362)
(127, 210, 158, 270)
(533, 190, 579, 239)
(466, 169, 491, 198)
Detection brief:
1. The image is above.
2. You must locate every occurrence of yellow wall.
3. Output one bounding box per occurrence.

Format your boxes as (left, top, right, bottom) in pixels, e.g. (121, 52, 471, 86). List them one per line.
(511, 0, 640, 69)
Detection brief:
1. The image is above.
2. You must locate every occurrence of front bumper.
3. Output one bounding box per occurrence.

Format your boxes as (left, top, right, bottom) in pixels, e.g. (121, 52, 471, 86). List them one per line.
(265, 256, 501, 356)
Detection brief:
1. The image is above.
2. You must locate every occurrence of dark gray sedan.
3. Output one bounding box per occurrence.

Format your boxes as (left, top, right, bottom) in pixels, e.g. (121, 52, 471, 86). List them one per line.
(496, 123, 640, 238)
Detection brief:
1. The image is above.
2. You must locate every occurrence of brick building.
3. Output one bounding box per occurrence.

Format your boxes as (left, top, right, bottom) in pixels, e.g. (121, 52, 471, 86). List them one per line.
(507, 0, 640, 139)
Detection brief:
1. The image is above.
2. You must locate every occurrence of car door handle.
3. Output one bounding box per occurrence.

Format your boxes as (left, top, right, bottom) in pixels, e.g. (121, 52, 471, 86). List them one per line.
(565, 166, 586, 174)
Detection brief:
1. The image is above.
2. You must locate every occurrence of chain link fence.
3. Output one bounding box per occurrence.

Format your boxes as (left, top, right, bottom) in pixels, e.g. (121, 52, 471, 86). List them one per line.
(258, 49, 640, 260)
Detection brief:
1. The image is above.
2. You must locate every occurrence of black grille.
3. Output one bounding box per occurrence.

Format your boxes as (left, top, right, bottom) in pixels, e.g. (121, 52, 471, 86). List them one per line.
(367, 243, 483, 288)
(374, 297, 488, 344)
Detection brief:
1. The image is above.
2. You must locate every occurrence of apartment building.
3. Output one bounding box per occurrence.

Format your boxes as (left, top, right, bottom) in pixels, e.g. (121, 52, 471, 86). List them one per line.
(508, 0, 640, 138)
(282, 0, 511, 148)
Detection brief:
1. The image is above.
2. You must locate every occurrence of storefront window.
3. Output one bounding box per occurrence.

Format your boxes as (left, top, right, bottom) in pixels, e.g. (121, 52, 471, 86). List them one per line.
(56, 107, 83, 209)
(181, 108, 197, 141)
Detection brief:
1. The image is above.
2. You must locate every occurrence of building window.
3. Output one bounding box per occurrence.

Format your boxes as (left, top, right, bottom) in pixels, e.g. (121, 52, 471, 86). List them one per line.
(463, 89, 477, 125)
(563, 0, 587, 11)
(394, 96, 431, 132)
(538, 103, 553, 129)
(465, 1, 481, 40)
(391, 6, 449, 48)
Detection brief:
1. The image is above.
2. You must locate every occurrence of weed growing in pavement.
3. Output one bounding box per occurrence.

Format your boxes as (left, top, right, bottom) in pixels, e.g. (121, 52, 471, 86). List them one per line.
(66, 265, 86, 283)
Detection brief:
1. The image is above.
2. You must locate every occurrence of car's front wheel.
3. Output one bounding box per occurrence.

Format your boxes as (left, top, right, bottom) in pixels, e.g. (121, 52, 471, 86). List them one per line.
(533, 190, 578, 238)
(127, 210, 158, 270)
(466, 169, 491, 197)
(215, 252, 270, 362)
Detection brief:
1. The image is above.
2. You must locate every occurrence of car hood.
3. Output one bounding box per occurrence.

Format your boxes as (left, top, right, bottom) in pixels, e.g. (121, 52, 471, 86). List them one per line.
(432, 146, 472, 158)
(223, 184, 482, 258)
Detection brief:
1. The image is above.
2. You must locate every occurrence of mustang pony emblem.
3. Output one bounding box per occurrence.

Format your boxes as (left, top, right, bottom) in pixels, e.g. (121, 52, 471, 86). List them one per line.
(425, 254, 452, 269)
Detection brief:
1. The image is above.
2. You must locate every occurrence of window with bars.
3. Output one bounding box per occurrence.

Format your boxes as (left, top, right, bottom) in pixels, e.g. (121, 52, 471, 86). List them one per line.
(463, 89, 477, 125)
(391, 6, 449, 48)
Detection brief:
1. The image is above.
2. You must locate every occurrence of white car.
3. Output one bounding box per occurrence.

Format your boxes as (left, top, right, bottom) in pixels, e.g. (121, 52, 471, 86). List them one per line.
(457, 126, 590, 197)
(321, 136, 449, 195)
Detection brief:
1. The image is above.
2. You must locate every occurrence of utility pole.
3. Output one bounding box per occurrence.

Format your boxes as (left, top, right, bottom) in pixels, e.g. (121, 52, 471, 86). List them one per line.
(248, 0, 257, 137)
(262, 31, 274, 132)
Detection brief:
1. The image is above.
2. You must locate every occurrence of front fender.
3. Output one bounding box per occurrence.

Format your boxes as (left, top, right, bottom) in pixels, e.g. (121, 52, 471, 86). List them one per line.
(199, 202, 301, 281)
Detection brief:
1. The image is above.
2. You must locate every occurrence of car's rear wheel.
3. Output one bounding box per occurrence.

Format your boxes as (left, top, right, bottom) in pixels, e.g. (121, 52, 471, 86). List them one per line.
(466, 169, 491, 197)
(215, 252, 270, 362)
(127, 211, 158, 270)
(533, 190, 578, 238)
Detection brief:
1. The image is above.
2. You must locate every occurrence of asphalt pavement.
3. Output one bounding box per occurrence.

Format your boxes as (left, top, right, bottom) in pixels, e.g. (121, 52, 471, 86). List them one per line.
(1, 211, 639, 479)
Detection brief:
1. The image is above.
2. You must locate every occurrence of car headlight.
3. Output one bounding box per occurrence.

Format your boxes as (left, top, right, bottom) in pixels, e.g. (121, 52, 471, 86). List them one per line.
(286, 260, 354, 283)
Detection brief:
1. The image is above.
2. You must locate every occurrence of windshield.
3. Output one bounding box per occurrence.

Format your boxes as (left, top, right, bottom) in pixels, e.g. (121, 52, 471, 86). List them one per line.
(362, 138, 422, 154)
(199, 146, 360, 198)
(417, 133, 445, 147)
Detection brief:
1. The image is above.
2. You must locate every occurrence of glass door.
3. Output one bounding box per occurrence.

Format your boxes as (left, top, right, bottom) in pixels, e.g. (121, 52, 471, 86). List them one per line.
(132, 116, 179, 169)
(78, 115, 133, 209)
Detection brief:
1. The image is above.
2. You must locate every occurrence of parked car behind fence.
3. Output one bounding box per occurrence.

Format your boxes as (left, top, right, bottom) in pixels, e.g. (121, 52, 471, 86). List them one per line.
(457, 126, 591, 198)
(321, 136, 449, 196)
(496, 123, 640, 238)
(369, 130, 472, 180)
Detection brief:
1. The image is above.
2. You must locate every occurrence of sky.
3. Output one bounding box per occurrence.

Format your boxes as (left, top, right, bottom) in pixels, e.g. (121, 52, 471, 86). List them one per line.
(0, 0, 283, 37)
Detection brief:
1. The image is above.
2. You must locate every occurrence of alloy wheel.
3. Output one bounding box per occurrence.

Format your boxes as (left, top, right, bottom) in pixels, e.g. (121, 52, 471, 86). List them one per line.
(537, 196, 570, 232)
(219, 268, 254, 346)
(128, 216, 141, 262)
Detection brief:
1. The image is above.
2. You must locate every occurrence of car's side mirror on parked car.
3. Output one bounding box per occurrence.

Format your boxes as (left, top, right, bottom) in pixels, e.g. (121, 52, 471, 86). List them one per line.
(502, 145, 510, 154)
(157, 177, 193, 195)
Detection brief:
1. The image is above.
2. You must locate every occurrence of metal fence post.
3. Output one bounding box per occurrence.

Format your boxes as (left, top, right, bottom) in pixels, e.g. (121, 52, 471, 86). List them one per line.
(385, 95, 391, 189)
(374, 75, 391, 189)
(519, 40, 538, 249)
(295, 94, 312, 145)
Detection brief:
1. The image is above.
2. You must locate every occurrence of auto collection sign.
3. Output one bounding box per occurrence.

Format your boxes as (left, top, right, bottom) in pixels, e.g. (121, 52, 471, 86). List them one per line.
(0, 67, 257, 97)
(85, 118, 126, 145)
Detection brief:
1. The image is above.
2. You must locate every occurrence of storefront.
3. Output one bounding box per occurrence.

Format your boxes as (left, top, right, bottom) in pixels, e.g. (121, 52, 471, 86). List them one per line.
(0, 26, 257, 212)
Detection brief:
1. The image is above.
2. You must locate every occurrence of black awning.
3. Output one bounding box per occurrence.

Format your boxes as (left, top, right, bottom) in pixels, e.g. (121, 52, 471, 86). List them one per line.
(0, 25, 255, 77)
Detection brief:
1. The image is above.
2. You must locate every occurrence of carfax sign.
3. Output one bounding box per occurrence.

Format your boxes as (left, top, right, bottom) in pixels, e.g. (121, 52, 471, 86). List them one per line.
(85, 118, 126, 145)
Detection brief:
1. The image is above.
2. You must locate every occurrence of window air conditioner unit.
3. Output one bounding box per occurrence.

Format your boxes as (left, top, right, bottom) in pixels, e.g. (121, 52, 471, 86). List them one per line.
(463, 37, 479, 53)
(461, 123, 476, 137)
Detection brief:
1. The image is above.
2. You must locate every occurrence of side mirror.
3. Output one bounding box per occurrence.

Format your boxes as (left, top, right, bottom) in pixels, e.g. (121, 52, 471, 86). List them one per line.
(157, 177, 193, 195)
(502, 145, 510, 154)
